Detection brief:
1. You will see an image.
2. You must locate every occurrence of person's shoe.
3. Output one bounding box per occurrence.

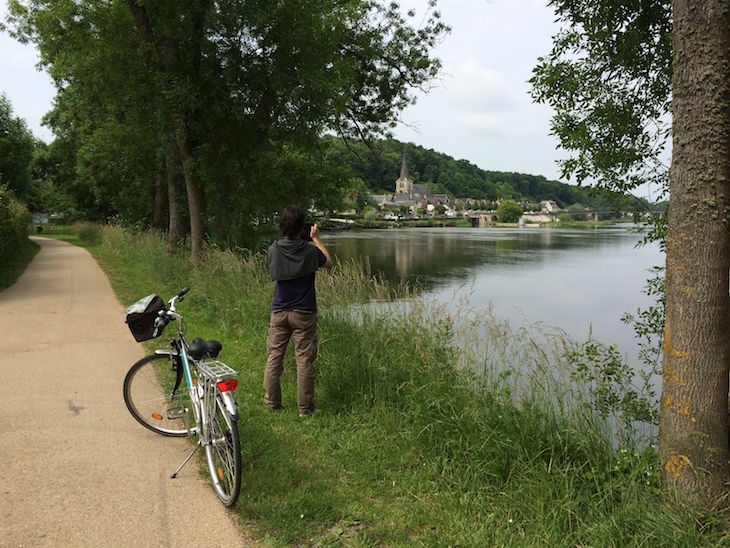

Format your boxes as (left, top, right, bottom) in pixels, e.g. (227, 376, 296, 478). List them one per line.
(299, 408, 320, 418)
(265, 403, 282, 411)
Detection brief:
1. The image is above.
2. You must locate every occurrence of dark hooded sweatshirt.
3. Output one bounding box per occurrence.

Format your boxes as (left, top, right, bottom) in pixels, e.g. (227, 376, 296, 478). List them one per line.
(266, 238, 326, 312)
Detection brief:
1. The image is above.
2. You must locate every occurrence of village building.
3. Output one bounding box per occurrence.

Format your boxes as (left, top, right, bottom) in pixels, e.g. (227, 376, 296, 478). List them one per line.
(540, 200, 560, 213)
(370, 152, 569, 221)
(372, 150, 432, 215)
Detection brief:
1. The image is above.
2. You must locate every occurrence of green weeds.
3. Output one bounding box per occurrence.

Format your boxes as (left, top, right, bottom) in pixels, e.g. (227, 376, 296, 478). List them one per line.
(73, 221, 104, 245)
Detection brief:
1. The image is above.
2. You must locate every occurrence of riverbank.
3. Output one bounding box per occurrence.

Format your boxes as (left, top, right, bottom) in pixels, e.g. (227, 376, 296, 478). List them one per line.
(11, 225, 727, 546)
(324, 216, 626, 231)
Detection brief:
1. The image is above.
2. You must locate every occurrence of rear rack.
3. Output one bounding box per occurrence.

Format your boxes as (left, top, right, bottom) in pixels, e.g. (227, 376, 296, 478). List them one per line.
(197, 360, 238, 382)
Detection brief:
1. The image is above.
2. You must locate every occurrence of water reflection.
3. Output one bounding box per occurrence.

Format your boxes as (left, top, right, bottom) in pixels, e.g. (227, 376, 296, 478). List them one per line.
(327, 226, 648, 289)
(325, 225, 665, 362)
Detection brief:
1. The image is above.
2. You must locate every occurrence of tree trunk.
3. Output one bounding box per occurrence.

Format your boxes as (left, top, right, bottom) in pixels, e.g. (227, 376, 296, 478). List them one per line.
(176, 133, 207, 265)
(126, 0, 208, 265)
(152, 155, 165, 230)
(166, 141, 187, 253)
(660, 0, 730, 508)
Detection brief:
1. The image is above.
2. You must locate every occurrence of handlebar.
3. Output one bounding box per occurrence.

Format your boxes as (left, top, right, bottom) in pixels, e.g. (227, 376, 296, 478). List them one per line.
(154, 287, 190, 333)
(168, 287, 190, 311)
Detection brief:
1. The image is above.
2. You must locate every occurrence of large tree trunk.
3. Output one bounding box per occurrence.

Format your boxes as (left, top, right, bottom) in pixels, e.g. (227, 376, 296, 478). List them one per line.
(660, 0, 730, 508)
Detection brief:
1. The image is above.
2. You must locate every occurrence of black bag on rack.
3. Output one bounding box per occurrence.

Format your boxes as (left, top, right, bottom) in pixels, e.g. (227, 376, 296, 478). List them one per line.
(125, 295, 166, 342)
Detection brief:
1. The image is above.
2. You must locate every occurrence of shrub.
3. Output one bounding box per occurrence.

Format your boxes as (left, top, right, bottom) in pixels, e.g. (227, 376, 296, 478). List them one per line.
(0, 185, 31, 263)
(559, 213, 574, 224)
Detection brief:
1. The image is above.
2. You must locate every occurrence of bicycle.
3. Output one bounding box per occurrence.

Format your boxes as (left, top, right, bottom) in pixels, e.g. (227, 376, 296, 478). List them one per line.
(123, 287, 242, 507)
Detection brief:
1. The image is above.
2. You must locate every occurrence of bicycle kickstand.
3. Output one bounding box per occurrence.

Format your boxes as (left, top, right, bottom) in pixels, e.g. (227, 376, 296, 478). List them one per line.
(170, 441, 201, 479)
(170, 403, 199, 479)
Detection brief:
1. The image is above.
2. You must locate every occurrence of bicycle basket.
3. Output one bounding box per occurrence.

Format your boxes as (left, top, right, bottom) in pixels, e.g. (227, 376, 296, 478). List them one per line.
(125, 294, 166, 342)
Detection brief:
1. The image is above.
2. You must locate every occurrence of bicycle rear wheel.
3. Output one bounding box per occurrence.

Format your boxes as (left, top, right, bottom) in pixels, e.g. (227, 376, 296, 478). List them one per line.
(204, 393, 242, 506)
(123, 353, 191, 437)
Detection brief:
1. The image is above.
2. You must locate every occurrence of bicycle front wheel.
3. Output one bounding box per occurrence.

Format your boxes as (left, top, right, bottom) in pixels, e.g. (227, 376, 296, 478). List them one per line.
(204, 393, 242, 506)
(123, 353, 191, 437)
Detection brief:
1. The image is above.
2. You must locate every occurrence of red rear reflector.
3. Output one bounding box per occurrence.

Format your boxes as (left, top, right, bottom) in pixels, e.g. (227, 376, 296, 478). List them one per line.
(217, 379, 237, 392)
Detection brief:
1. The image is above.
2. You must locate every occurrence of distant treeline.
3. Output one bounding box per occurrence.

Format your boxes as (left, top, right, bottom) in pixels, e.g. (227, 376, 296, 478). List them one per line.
(322, 135, 631, 209)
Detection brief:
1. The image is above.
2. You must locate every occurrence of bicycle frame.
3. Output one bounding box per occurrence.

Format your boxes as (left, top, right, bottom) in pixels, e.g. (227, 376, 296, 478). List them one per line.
(155, 301, 239, 437)
(124, 287, 242, 506)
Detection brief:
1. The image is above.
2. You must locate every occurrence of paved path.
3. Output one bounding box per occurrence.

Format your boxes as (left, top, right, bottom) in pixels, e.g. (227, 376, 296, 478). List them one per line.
(0, 237, 251, 547)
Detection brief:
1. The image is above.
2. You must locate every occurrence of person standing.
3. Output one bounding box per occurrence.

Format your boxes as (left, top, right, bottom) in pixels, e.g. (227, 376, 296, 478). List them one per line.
(264, 205, 333, 416)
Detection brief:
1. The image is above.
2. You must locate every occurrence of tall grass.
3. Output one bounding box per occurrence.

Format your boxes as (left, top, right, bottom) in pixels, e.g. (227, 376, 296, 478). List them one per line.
(92, 225, 726, 547)
(73, 221, 104, 245)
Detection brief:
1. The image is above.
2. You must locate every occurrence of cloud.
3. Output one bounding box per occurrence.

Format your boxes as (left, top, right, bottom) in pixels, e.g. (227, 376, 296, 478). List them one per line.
(446, 59, 513, 108)
(392, 0, 566, 179)
(454, 112, 503, 134)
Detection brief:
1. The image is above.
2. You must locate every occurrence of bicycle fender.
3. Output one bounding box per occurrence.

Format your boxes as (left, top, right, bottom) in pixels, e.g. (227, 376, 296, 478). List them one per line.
(219, 391, 239, 421)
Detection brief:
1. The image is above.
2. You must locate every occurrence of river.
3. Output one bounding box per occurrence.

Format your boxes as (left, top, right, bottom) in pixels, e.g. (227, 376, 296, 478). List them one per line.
(323, 224, 664, 364)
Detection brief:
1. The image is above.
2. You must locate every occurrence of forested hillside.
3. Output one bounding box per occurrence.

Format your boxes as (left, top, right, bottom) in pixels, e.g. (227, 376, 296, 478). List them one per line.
(322, 136, 622, 208)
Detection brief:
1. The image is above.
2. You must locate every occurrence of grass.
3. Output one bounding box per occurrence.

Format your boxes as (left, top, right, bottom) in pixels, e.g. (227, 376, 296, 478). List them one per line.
(12, 225, 730, 546)
(0, 236, 39, 292)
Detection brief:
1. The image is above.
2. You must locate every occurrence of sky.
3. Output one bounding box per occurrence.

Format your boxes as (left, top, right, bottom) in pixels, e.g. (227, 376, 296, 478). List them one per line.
(0, 0, 569, 182)
(391, 0, 566, 182)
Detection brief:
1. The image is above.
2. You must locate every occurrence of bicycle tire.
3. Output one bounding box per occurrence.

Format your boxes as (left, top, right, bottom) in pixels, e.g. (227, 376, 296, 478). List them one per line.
(123, 353, 191, 437)
(204, 392, 242, 506)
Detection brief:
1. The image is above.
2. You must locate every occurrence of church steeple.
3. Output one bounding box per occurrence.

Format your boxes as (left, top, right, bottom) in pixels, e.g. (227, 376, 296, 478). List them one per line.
(395, 149, 413, 195)
(399, 149, 409, 180)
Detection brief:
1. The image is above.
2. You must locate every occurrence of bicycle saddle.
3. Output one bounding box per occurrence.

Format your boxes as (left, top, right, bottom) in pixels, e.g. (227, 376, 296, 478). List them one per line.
(189, 337, 223, 360)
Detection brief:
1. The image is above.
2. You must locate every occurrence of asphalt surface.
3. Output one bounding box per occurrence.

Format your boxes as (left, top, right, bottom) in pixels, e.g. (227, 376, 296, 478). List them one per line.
(0, 237, 251, 547)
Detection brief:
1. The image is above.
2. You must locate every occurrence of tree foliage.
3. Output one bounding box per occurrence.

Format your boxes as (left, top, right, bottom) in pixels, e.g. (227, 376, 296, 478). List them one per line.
(0, 94, 35, 201)
(0, 185, 31, 263)
(496, 199, 523, 223)
(530, 0, 672, 197)
(6, 0, 449, 258)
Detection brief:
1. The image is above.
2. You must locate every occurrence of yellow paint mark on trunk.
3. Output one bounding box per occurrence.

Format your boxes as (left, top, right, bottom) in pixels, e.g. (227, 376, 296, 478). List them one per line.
(664, 454, 690, 479)
(678, 402, 692, 416)
(662, 394, 694, 418)
(665, 343, 690, 360)
(664, 319, 690, 361)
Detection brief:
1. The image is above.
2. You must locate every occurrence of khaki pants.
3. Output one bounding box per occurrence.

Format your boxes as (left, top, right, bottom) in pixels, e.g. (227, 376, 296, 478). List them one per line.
(263, 310, 318, 414)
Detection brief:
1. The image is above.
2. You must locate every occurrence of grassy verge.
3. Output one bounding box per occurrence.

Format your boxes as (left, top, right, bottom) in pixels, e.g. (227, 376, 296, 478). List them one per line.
(47, 226, 730, 545)
(0, 237, 40, 292)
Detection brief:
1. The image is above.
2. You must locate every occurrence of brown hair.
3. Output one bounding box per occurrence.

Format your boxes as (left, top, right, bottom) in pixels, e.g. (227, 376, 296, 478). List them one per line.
(279, 205, 306, 238)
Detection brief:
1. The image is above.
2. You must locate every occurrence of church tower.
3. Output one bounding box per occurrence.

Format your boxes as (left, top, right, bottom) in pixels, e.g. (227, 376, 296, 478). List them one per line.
(395, 149, 413, 195)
